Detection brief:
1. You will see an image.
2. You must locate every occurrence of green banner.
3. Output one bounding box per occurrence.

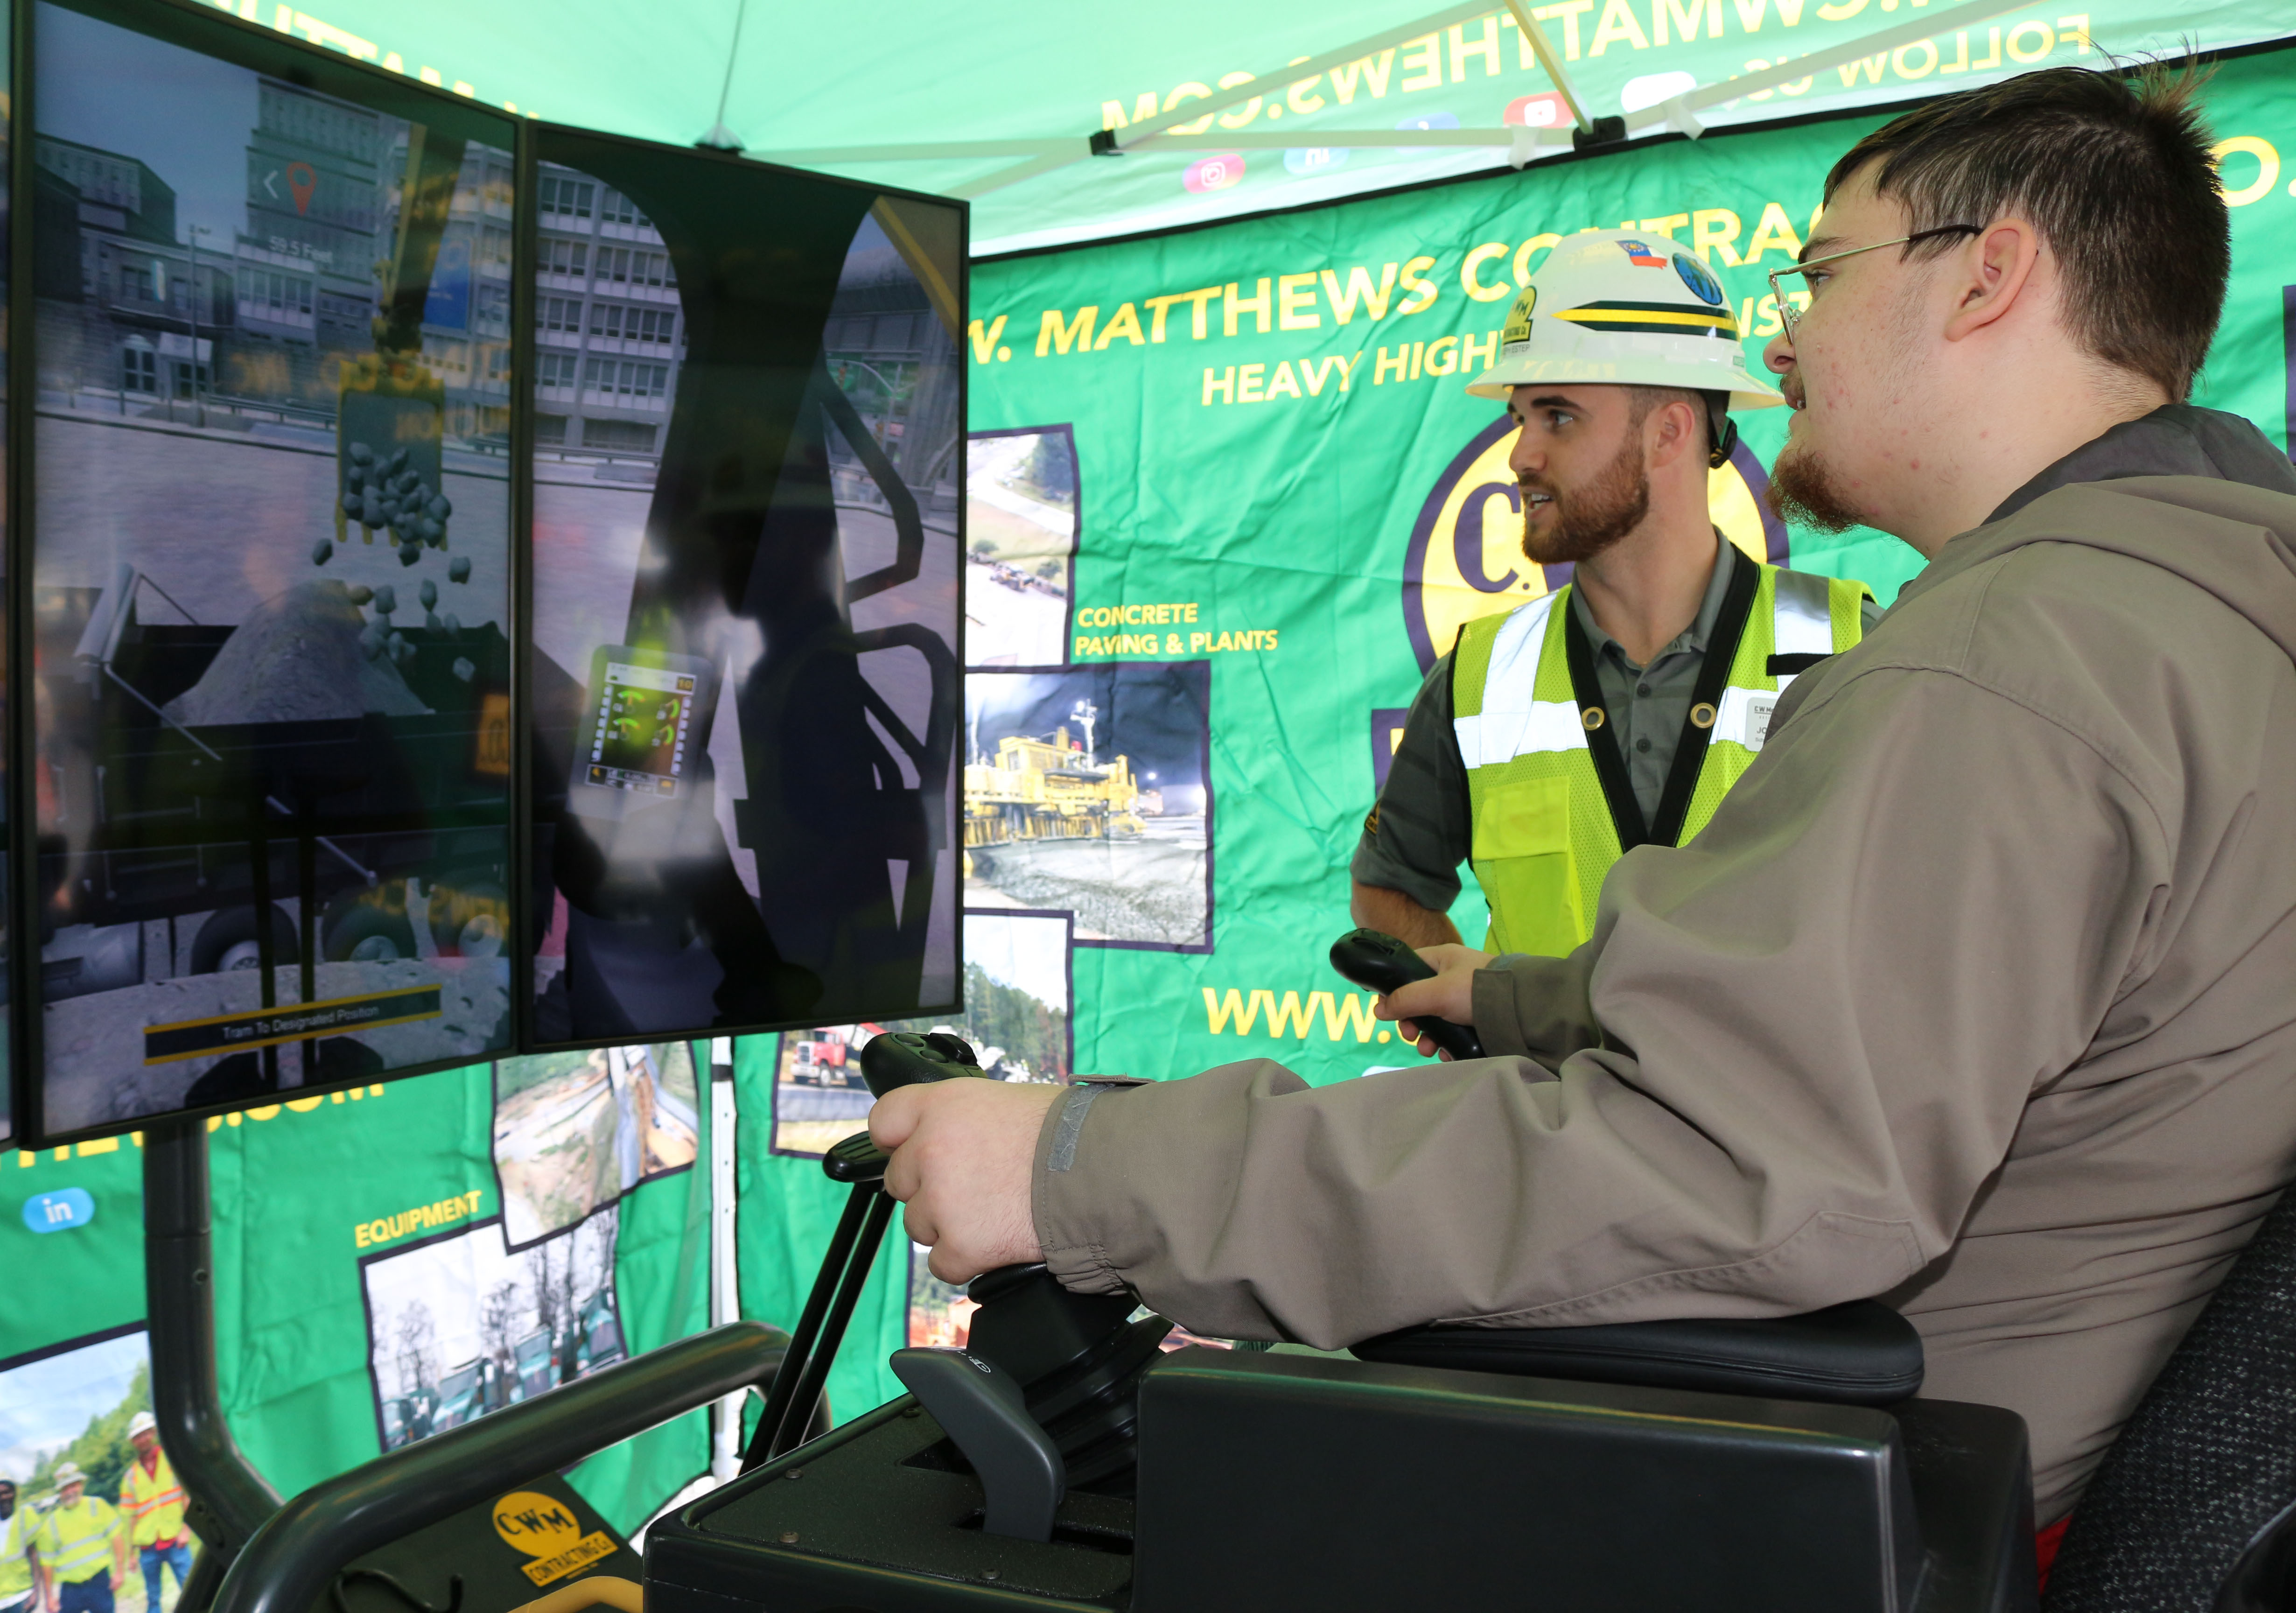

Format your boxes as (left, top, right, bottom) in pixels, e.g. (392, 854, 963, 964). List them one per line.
(3, 1054, 712, 1541)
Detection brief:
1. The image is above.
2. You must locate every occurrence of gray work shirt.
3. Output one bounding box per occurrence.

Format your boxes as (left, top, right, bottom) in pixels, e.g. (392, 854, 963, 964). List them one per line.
(1352, 537, 1882, 914)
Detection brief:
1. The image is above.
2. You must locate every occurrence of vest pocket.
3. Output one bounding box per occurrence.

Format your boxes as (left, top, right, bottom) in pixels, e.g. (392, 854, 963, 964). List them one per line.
(1469, 775, 1580, 956)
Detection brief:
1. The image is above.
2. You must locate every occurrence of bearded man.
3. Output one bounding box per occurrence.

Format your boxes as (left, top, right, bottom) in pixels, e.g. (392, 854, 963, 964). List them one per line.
(1352, 231, 1879, 954)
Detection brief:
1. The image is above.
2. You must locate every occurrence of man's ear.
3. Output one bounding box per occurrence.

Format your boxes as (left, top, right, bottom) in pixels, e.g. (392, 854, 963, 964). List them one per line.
(1942, 219, 2042, 343)
(1645, 396, 1700, 469)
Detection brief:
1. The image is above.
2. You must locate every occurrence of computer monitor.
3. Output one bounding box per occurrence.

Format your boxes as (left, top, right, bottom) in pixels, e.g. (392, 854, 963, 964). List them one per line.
(20, 0, 520, 1141)
(523, 129, 963, 1047)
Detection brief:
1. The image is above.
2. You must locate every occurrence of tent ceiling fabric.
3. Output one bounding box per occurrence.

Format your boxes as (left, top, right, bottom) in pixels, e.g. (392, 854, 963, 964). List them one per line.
(235, 0, 2286, 253)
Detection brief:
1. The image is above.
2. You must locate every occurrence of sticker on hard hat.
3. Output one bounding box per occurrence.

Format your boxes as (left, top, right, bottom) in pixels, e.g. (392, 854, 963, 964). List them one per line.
(1616, 239, 1668, 267)
(1550, 302, 1741, 339)
(1501, 287, 1537, 346)
(1672, 252, 1727, 307)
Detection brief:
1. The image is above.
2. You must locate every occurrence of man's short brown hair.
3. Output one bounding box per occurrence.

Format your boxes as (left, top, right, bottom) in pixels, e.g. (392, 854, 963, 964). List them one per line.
(1822, 64, 2226, 400)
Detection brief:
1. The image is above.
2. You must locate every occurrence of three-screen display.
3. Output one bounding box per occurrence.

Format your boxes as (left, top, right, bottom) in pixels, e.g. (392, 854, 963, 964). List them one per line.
(8, 0, 963, 1143)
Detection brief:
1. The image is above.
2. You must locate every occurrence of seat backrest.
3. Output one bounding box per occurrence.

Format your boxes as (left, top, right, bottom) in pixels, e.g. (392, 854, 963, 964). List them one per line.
(2042, 1185, 2296, 1611)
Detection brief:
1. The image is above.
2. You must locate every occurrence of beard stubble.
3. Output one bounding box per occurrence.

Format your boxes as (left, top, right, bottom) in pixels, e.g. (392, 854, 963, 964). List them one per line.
(1520, 425, 1651, 567)
(1767, 433, 1868, 533)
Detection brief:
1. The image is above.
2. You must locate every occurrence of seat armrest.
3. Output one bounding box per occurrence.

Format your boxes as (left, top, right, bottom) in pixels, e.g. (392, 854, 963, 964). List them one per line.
(1350, 1300, 1923, 1406)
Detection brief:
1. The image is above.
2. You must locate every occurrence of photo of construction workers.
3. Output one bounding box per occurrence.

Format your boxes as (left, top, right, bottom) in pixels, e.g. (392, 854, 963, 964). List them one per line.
(966, 428, 1076, 667)
(770, 910, 1073, 1158)
(962, 665, 1211, 948)
(491, 1043, 700, 1247)
(29, 5, 518, 1134)
(525, 138, 961, 1044)
(360, 1209, 624, 1452)
(0, 1331, 190, 1613)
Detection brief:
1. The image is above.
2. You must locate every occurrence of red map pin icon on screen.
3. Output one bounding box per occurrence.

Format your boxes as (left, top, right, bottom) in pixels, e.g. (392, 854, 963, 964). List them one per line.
(287, 161, 316, 215)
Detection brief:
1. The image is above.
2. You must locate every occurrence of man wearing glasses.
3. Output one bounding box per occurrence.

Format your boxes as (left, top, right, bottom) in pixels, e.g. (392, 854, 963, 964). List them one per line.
(1350, 233, 1880, 960)
(869, 63, 2296, 1547)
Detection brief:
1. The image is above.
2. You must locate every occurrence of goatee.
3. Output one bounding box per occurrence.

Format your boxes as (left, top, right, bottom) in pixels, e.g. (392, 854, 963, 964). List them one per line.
(1767, 439, 1867, 534)
(1520, 428, 1649, 566)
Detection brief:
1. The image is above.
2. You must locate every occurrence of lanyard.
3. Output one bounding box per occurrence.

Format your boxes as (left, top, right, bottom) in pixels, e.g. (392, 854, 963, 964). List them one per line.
(1562, 547, 1760, 853)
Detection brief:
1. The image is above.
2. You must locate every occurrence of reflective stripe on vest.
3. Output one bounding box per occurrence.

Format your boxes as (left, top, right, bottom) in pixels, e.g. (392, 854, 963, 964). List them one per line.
(119, 1454, 186, 1547)
(0, 1512, 35, 1601)
(1454, 562, 1870, 957)
(38, 1500, 119, 1583)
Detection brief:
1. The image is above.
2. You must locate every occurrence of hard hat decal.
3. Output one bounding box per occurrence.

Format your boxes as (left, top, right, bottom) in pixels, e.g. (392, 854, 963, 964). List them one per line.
(1461, 230, 1782, 406)
(1551, 302, 1740, 339)
(1500, 287, 1537, 346)
(1672, 252, 1726, 308)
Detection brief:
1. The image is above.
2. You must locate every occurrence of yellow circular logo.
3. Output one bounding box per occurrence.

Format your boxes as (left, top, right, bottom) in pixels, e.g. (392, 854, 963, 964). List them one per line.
(1400, 419, 1789, 671)
(492, 1492, 583, 1557)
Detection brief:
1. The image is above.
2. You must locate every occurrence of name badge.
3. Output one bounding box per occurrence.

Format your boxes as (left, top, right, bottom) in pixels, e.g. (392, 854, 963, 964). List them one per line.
(1744, 692, 1779, 750)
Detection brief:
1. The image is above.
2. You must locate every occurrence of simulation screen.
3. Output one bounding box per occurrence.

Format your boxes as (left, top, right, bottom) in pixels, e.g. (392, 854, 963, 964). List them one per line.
(527, 130, 963, 1045)
(26, 0, 519, 1139)
(0, 2, 13, 1147)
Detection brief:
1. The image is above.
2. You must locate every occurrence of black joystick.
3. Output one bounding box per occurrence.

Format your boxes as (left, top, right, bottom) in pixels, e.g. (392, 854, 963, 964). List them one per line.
(858, 1029, 982, 1095)
(749, 1030, 1172, 1511)
(1329, 927, 1485, 1061)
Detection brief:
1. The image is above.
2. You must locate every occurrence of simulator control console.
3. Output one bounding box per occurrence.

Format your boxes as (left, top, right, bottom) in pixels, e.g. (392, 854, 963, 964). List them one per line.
(645, 1018, 2042, 1613)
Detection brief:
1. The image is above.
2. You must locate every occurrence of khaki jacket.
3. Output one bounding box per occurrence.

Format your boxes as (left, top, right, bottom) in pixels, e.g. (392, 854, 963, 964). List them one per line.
(1033, 409, 2296, 1524)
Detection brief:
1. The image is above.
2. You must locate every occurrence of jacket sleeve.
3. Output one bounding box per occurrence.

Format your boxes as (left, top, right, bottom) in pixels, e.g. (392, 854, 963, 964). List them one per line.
(1033, 662, 2167, 1346)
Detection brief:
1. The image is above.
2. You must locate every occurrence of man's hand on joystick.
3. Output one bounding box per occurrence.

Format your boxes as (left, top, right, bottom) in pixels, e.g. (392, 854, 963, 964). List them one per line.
(870, 1079, 1063, 1283)
(1375, 943, 1493, 1060)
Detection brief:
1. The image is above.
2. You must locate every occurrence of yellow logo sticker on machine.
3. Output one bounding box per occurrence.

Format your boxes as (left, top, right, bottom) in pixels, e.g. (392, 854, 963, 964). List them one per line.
(492, 1492, 617, 1585)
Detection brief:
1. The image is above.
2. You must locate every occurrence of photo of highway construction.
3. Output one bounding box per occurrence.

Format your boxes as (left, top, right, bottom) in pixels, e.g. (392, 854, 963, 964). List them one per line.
(361, 1208, 624, 1452)
(29, 6, 518, 1131)
(966, 428, 1075, 667)
(525, 139, 961, 1042)
(770, 909, 1072, 1157)
(492, 1043, 699, 1247)
(962, 665, 1211, 948)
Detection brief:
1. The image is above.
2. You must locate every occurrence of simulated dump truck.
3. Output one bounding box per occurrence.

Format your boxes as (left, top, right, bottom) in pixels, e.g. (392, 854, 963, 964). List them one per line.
(35, 556, 513, 1105)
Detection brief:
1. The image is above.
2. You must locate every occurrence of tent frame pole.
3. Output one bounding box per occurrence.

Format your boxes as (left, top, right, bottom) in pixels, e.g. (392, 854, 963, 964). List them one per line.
(145, 1117, 284, 1613)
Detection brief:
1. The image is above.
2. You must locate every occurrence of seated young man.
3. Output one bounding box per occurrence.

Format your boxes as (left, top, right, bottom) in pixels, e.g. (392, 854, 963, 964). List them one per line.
(871, 63, 2296, 1536)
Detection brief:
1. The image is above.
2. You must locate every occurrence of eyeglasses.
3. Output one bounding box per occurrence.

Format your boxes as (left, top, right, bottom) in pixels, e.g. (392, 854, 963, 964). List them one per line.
(1767, 224, 1984, 342)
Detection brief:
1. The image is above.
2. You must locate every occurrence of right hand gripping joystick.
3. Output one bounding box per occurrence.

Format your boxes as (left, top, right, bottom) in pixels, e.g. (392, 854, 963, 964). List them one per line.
(858, 1030, 983, 1097)
(1329, 928, 1485, 1061)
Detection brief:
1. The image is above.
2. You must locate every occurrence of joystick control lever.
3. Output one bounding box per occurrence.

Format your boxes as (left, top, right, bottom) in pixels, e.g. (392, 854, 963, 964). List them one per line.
(891, 1348, 1066, 1543)
(1330, 928, 1485, 1061)
(859, 1031, 981, 1096)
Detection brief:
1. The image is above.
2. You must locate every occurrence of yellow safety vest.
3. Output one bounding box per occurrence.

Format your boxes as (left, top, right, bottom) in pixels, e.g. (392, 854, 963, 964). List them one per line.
(119, 1453, 188, 1550)
(1453, 562, 1871, 956)
(1, 1509, 35, 1603)
(35, 1498, 119, 1585)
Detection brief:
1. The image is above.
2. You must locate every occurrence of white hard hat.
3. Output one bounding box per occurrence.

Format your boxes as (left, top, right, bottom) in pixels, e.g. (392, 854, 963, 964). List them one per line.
(127, 1412, 157, 1438)
(1466, 231, 1782, 411)
(52, 1463, 85, 1486)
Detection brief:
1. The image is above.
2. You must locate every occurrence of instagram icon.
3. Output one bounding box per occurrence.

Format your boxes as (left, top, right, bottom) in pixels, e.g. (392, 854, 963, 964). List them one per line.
(1183, 153, 1246, 193)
